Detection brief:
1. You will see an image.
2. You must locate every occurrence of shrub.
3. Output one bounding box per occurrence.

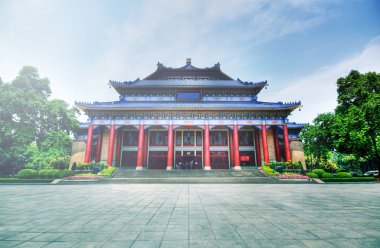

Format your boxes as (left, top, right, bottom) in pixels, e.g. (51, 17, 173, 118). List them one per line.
(336, 172, 352, 178)
(306, 172, 318, 178)
(98, 167, 117, 176)
(17, 169, 38, 179)
(89, 162, 106, 173)
(266, 161, 303, 170)
(38, 169, 61, 179)
(261, 166, 279, 176)
(76, 162, 88, 170)
(49, 156, 70, 170)
(58, 169, 75, 178)
(312, 169, 325, 178)
(322, 173, 334, 178)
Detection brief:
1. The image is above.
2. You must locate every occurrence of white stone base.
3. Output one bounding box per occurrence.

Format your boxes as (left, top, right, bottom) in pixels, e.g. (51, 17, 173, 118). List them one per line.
(136, 166, 143, 171)
(233, 166, 242, 170)
(166, 166, 172, 170)
(204, 166, 211, 171)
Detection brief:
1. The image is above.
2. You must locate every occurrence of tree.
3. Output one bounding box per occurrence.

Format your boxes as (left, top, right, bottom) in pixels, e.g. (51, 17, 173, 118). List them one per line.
(299, 113, 336, 160)
(26, 131, 72, 170)
(0, 66, 79, 175)
(300, 70, 380, 173)
(335, 71, 380, 170)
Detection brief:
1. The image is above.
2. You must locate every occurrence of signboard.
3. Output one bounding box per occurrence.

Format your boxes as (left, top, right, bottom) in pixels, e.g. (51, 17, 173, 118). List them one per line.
(240, 156, 250, 161)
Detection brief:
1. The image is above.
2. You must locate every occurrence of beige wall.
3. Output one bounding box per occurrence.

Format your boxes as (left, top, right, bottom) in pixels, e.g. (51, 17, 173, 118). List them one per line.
(267, 129, 276, 162)
(70, 140, 86, 163)
(101, 129, 109, 162)
(100, 128, 119, 165)
(290, 140, 306, 169)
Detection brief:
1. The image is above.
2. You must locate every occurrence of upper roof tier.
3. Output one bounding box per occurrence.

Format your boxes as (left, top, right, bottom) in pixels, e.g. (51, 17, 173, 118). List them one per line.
(144, 58, 233, 80)
(109, 59, 268, 96)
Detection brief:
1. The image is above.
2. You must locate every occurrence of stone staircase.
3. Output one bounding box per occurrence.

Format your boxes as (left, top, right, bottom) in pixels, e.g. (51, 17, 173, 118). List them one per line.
(108, 168, 283, 184)
(113, 168, 264, 178)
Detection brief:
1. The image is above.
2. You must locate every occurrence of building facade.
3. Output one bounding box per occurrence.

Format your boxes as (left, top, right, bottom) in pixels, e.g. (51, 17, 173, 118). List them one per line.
(73, 59, 304, 170)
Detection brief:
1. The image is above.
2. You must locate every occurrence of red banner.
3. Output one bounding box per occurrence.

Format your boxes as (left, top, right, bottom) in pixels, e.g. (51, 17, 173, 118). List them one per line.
(240, 156, 250, 161)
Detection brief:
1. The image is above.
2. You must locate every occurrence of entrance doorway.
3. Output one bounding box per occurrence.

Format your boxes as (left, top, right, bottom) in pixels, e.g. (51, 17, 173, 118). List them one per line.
(121, 151, 137, 167)
(148, 151, 167, 169)
(239, 151, 257, 167)
(210, 151, 229, 169)
(175, 151, 203, 169)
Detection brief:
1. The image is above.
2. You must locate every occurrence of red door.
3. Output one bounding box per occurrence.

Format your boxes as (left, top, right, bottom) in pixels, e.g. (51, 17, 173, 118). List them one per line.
(121, 151, 137, 167)
(210, 151, 229, 169)
(148, 151, 167, 169)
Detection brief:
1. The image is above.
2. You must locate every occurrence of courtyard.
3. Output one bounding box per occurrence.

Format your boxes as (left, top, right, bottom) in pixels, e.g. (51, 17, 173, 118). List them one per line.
(0, 184, 379, 248)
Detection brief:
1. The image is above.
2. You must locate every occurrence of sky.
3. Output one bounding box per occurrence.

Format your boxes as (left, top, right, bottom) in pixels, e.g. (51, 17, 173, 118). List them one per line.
(0, 0, 379, 123)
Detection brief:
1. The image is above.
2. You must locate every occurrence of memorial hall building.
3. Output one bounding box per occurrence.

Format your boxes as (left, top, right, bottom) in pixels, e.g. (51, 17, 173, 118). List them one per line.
(72, 59, 304, 170)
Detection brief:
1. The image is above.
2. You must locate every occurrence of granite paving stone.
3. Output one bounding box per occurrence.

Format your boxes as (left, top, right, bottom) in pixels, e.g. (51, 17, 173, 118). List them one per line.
(0, 184, 379, 248)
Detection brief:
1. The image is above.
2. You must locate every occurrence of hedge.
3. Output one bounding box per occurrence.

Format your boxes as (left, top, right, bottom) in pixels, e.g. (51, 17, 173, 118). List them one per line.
(58, 169, 75, 178)
(336, 172, 352, 178)
(322, 173, 334, 178)
(0, 178, 53, 183)
(38, 169, 61, 179)
(311, 169, 325, 178)
(17, 169, 38, 179)
(306, 172, 318, 178)
(322, 177, 375, 182)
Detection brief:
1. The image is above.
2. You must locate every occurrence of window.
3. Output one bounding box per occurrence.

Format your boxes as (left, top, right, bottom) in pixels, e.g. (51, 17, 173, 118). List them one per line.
(210, 131, 228, 146)
(149, 131, 168, 146)
(239, 131, 254, 146)
(196, 131, 202, 146)
(176, 91, 201, 101)
(183, 131, 194, 146)
(176, 131, 182, 146)
(123, 131, 138, 146)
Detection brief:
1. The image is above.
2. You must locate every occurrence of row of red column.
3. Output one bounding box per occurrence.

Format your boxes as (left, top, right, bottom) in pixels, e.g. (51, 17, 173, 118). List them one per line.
(84, 123, 292, 168)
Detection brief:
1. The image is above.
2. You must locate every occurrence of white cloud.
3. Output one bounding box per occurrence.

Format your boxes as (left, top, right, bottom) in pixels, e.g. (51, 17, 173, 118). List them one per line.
(263, 36, 380, 124)
(88, 0, 335, 85)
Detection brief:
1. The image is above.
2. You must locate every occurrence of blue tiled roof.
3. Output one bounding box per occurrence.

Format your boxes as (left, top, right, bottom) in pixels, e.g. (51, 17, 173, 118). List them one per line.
(76, 100, 301, 110)
(287, 122, 307, 128)
(109, 79, 268, 88)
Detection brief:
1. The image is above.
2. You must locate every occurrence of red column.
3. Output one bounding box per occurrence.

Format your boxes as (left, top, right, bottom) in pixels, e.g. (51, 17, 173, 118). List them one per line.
(233, 123, 241, 169)
(167, 123, 174, 170)
(203, 123, 211, 170)
(283, 124, 292, 162)
(84, 124, 94, 163)
(261, 124, 269, 164)
(136, 123, 144, 170)
(107, 124, 115, 167)
(143, 130, 148, 167)
(95, 127, 103, 163)
(274, 128, 281, 162)
(115, 128, 122, 167)
(229, 130, 234, 167)
(255, 129, 262, 167)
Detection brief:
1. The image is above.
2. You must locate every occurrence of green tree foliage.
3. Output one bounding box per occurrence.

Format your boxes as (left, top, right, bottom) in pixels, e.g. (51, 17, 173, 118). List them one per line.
(0, 66, 79, 175)
(26, 131, 72, 170)
(300, 113, 336, 159)
(334, 71, 380, 165)
(300, 70, 380, 171)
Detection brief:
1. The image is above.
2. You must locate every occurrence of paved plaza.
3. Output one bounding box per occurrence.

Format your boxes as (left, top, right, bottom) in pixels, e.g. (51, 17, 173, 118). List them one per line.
(0, 184, 379, 248)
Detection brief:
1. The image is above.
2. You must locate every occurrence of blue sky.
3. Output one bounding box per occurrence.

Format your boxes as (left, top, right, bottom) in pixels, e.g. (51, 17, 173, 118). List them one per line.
(0, 0, 379, 123)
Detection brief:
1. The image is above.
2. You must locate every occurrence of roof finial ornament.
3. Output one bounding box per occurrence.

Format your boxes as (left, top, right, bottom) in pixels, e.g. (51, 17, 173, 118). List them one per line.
(186, 57, 191, 65)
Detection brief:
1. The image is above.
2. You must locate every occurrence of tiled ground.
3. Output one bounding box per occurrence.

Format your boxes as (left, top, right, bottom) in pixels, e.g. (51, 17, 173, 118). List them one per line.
(0, 184, 379, 247)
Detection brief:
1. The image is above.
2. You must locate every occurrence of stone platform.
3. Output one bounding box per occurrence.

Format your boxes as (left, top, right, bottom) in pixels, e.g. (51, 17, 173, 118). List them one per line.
(0, 184, 379, 247)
